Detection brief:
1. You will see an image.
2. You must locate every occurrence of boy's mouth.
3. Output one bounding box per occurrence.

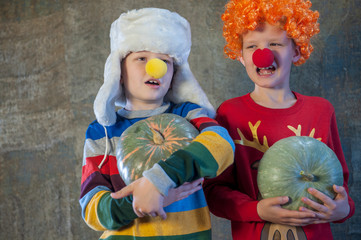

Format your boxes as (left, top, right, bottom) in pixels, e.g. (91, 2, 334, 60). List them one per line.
(145, 79, 160, 86)
(257, 66, 276, 76)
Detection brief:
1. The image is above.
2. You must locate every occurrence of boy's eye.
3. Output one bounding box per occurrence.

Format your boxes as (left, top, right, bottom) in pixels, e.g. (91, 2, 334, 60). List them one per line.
(137, 57, 146, 61)
(246, 45, 257, 49)
(270, 43, 282, 47)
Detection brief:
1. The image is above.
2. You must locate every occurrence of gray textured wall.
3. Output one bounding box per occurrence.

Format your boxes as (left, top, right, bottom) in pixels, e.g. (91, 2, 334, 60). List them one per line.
(0, 0, 360, 239)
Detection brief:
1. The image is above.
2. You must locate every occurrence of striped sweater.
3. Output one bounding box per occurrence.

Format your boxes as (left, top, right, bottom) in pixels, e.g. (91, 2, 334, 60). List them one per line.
(80, 102, 235, 239)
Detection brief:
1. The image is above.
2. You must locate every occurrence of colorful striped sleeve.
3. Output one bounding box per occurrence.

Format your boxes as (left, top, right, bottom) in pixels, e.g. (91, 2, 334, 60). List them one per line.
(82, 188, 138, 231)
(143, 113, 235, 195)
(80, 122, 138, 230)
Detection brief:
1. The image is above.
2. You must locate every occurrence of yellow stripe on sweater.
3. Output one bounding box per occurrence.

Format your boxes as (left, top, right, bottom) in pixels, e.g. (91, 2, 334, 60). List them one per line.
(84, 190, 108, 231)
(194, 131, 234, 175)
(100, 206, 211, 238)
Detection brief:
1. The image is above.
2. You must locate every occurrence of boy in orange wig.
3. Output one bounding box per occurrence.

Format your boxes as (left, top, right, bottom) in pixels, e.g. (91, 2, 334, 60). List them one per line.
(203, 0, 355, 239)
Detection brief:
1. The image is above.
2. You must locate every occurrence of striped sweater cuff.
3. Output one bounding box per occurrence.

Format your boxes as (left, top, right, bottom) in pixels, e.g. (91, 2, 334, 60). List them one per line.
(143, 163, 177, 196)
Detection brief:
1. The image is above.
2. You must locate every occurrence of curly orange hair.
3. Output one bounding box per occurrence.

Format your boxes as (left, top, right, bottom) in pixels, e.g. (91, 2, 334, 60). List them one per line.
(222, 0, 320, 65)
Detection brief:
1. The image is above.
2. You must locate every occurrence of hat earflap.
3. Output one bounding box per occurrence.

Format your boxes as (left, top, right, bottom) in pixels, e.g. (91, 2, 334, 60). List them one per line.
(165, 62, 215, 118)
(94, 51, 123, 126)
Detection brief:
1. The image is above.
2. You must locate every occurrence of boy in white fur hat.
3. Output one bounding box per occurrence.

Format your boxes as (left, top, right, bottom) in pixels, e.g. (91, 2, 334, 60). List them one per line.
(79, 8, 234, 239)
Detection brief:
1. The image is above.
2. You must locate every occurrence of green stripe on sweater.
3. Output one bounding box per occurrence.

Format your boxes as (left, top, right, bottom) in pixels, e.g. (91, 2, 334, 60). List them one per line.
(98, 192, 137, 230)
(101, 229, 212, 240)
(158, 141, 218, 185)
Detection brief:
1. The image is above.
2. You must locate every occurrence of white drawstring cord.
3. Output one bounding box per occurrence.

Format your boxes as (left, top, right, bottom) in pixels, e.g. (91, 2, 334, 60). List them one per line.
(98, 125, 109, 169)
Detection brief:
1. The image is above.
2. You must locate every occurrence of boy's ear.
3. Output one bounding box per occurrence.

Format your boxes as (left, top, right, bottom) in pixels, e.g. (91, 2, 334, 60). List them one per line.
(238, 52, 246, 67)
(120, 60, 124, 84)
(292, 45, 301, 63)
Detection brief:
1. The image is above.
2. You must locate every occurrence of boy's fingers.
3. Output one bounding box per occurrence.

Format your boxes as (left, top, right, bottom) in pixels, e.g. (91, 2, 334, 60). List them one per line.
(299, 206, 313, 213)
(158, 208, 167, 220)
(334, 185, 347, 199)
(307, 188, 332, 205)
(176, 178, 203, 193)
(192, 178, 204, 186)
(111, 185, 133, 199)
(298, 206, 318, 218)
(134, 208, 146, 218)
(271, 196, 289, 205)
(302, 197, 328, 213)
(110, 190, 125, 199)
(181, 185, 202, 199)
(148, 212, 157, 217)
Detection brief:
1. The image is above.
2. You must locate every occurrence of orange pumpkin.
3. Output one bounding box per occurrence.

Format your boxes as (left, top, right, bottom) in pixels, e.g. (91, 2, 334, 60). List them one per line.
(116, 113, 199, 185)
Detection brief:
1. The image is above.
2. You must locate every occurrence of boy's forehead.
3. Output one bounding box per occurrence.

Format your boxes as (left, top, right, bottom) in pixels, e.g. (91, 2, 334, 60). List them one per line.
(254, 22, 267, 32)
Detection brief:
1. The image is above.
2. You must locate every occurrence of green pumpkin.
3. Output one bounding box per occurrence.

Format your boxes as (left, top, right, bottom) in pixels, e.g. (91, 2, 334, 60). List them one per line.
(116, 113, 199, 185)
(257, 136, 343, 210)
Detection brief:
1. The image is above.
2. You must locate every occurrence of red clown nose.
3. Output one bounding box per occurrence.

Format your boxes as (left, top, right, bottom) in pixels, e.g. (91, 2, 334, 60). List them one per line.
(252, 48, 274, 68)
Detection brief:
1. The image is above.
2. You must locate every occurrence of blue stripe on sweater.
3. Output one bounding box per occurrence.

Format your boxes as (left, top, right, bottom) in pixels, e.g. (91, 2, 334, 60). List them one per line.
(80, 185, 111, 219)
(201, 125, 235, 152)
(164, 188, 207, 213)
(86, 102, 203, 141)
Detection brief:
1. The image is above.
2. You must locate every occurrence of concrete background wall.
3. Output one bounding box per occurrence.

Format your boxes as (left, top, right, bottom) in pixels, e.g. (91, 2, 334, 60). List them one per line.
(0, 0, 360, 239)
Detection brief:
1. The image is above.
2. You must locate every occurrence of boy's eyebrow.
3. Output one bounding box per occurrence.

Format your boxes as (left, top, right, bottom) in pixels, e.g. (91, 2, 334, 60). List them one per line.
(243, 40, 258, 46)
(268, 36, 286, 41)
(242, 37, 257, 43)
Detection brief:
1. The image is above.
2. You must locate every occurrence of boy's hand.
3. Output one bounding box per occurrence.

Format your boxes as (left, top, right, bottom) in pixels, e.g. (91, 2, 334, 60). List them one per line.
(299, 185, 350, 223)
(164, 178, 203, 207)
(111, 177, 204, 219)
(111, 177, 167, 219)
(257, 196, 317, 226)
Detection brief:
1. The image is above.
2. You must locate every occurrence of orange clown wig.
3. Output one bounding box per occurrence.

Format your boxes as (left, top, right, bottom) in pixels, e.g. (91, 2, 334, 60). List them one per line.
(222, 0, 320, 65)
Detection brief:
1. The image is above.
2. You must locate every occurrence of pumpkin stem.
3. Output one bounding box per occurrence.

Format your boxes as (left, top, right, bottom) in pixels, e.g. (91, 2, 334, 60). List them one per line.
(150, 127, 164, 145)
(300, 170, 315, 182)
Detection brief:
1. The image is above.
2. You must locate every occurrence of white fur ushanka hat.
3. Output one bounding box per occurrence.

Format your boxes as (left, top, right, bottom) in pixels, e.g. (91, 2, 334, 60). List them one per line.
(93, 8, 215, 126)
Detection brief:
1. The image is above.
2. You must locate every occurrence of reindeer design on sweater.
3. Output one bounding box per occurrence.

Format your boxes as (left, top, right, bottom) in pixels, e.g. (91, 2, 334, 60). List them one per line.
(235, 120, 321, 240)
